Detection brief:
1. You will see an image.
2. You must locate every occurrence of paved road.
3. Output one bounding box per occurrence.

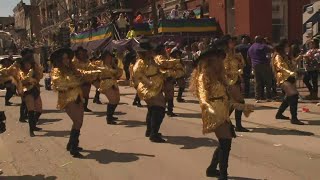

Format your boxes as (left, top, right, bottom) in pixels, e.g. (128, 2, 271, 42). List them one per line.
(0, 84, 319, 180)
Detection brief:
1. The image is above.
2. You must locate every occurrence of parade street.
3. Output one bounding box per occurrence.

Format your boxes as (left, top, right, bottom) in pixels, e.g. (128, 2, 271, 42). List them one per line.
(0, 84, 319, 180)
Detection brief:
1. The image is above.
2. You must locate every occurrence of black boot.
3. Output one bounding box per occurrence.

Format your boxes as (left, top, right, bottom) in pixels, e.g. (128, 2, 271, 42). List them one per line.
(133, 94, 142, 107)
(145, 107, 152, 137)
(167, 99, 177, 117)
(33, 112, 42, 131)
(67, 129, 84, 152)
(288, 95, 304, 125)
(19, 101, 28, 123)
(83, 98, 92, 112)
(177, 87, 185, 102)
(69, 129, 84, 158)
(28, 111, 36, 137)
(206, 147, 220, 177)
(276, 97, 290, 120)
(106, 104, 118, 125)
(218, 139, 232, 180)
(150, 106, 166, 143)
(5, 88, 14, 106)
(93, 90, 102, 104)
(235, 109, 249, 132)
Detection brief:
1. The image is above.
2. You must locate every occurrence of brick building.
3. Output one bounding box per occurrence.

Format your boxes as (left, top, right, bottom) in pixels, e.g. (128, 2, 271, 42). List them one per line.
(132, 0, 315, 42)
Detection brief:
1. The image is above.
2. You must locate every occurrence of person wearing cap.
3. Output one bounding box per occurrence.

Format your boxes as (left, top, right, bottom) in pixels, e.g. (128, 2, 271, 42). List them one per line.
(155, 46, 185, 117)
(0, 57, 16, 106)
(223, 35, 250, 132)
(51, 48, 101, 158)
(73, 46, 99, 112)
(272, 39, 305, 125)
(133, 39, 167, 143)
(165, 41, 176, 56)
(95, 50, 122, 125)
(190, 45, 254, 179)
(17, 48, 44, 137)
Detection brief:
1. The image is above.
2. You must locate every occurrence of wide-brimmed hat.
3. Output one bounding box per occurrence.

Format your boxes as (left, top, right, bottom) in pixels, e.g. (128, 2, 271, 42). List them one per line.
(50, 48, 74, 64)
(135, 38, 155, 52)
(154, 44, 165, 54)
(195, 43, 226, 65)
(101, 50, 115, 59)
(168, 41, 176, 46)
(0, 58, 12, 64)
(20, 48, 34, 57)
(170, 47, 182, 57)
(74, 46, 88, 55)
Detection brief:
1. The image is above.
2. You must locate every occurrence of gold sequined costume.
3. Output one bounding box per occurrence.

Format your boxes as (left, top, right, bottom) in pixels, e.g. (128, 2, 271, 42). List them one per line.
(95, 61, 122, 95)
(272, 53, 296, 86)
(133, 58, 164, 102)
(0, 63, 22, 94)
(224, 51, 245, 86)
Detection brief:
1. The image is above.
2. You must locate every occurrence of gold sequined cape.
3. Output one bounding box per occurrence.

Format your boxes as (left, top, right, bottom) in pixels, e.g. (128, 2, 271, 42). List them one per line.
(272, 54, 295, 85)
(224, 51, 245, 86)
(18, 64, 43, 94)
(0, 63, 23, 94)
(72, 58, 99, 83)
(51, 68, 83, 110)
(197, 73, 230, 134)
(94, 61, 122, 94)
(133, 58, 164, 100)
(154, 55, 185, 79)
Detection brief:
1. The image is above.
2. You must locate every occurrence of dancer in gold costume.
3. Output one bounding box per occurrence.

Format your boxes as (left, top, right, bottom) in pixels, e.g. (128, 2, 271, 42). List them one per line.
(133, 39, 166, 143)
(272, 39, 304, 125)
(190, 43, 254, 179)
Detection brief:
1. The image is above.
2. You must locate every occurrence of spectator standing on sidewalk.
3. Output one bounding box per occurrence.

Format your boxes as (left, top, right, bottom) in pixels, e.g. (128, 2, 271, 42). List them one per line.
(117, 13, 129, 38)
(236, 35, 251, 98)
(303, 39, 320, 100)
(170, 5, 180, 19)
(248, 36, 273, 102)
(157, 4, 166, 20)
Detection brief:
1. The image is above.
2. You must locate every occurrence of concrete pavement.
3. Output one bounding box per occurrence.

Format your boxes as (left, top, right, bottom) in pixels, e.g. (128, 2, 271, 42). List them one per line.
(0, 84, 319, 180)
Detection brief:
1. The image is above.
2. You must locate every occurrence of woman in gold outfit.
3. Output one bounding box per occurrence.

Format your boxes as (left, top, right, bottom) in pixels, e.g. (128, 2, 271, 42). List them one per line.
(223, 35, 249, 132)
(133, 40, 166, 143)
(96, 50, 122, 125)
(18, 49, 43, 137)
(155, 45, 185, 117)
(51, 48, 100, 158)
(73, 47, 97, 112)
(272, 39, 304, 125)
(190, 43, 253, 179)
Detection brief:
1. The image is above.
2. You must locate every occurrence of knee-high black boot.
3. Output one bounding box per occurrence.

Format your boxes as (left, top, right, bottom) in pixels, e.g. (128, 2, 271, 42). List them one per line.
(288, 95, 304, 125)
(150, 106, 166, 143)
(106, 104, 118, 125)
(5, 88, 14, 106)
(218, 139, 232, 180)
(83, 98, 92, 112)
(67, 129, 83, 151)
(167, 99, 177, 117)
(145, 107, 152, 137)
(133, 94, 142, 107)
(69, 129, 84, 158)
(28, 111, 36, 137)
(206, 147, 221, 177)
(33, 112, 42, 131)
(19, 101, 28, 123)
(234, 110, 249, 132)
(93, 90, 102, 104)
(276, 97, 290, 120)
(177, 87, 185, 102)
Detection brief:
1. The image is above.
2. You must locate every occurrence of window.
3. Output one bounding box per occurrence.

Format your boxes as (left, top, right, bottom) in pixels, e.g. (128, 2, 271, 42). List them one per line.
(226, 0, 235, 35)
(272, 0, 288, 42)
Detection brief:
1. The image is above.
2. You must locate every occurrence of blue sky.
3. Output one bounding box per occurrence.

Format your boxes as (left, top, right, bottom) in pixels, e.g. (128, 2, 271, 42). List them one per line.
(0, 0, 30, 17)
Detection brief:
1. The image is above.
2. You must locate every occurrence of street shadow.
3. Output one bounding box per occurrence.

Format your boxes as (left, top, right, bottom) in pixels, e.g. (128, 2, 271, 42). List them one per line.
(39, 130, 70, 138)
(253, 106, 278, 110)
(303, 119, 320, 126)
(42, 109, 64, 114)
(250, 127, 314, 136)
(184, 99, 199, 104)
(90, 111, 127, 118)
(38, 118, 62, 125)
(229, 177, 263, 180)
(1, 175, 57, 180)
(118, 120, 146, 128)
(120, 93, 136, 96)
(177, 112, 201, 119)
(165, 136, 218, 149)
(83, 149, 155, 164)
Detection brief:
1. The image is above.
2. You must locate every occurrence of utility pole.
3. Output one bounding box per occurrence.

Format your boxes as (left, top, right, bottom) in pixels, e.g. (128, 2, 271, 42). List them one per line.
(151, 0, 158, 34)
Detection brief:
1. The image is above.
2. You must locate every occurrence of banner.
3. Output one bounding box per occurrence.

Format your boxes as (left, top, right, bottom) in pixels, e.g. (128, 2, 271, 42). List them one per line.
(158, 18, 217, 33)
